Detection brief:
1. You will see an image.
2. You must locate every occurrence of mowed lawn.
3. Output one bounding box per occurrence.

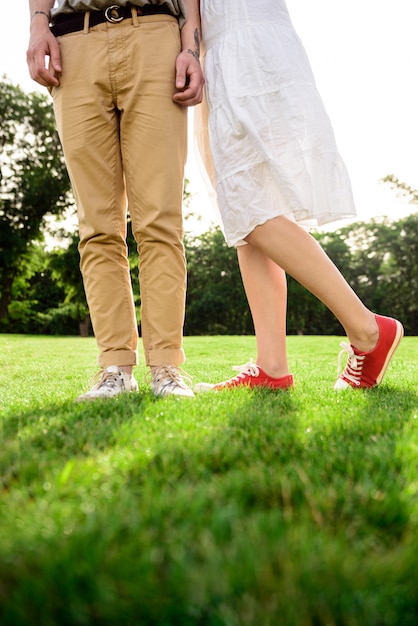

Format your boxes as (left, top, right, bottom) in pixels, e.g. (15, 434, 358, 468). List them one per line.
(0, 333, 417, 626)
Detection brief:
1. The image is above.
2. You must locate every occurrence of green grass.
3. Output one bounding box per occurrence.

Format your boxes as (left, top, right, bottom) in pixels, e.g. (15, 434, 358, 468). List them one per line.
(0, 333, 417, 626)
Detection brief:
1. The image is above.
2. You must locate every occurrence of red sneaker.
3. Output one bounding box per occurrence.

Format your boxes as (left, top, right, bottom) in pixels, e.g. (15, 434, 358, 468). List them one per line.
(194, 361, 294, 392)
(334, 315, 404, 389)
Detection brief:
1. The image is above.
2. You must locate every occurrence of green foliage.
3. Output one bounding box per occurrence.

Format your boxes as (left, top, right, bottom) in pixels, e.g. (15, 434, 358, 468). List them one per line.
(183, 213, 418, 337)
(0, 242, 81, 335)
(381, 174, 418, 205)
(320, 214, 418, 334)
(184, 227, 253, 335)
(0, 78, 71, 321)
(286, 276, 331, 335)
(378, 214, 418, 332)
(0, 334, 417, 625)
(1, 87, 416, 341)
(2, 213, 417, 336)
(47, 232, 91, 335)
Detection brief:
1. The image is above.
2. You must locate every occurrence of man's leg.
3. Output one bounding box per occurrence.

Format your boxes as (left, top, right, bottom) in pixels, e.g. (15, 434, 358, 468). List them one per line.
(121, 16, 187, 368)
(51, 25, 139, 385)
(120, 15, 193, 396)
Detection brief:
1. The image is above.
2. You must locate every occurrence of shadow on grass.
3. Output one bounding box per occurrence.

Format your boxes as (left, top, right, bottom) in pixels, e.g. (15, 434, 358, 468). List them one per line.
(0, 386, 417, 626)
(0, 390, 151, 490)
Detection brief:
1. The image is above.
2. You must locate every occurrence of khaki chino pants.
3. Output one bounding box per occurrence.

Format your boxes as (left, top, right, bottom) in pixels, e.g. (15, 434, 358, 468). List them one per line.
(51, 13, 188, 368)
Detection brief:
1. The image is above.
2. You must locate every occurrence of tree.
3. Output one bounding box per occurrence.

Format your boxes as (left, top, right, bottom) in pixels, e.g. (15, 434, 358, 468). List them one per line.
(381, 174, 418, 206)
(376, 213, 418, 334)
(184, 227, 252, 335)
(333, 219, 397, 314)
(285, 229, 356, 336)
(47, 232, 91, 336)
(380, 176, 418, 332)
(0, 78, 71, 321)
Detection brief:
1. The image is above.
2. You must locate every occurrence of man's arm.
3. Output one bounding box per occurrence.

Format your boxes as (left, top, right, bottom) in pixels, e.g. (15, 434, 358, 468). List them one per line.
(173, 0, 204, 107)
(27, 0, 61, 87)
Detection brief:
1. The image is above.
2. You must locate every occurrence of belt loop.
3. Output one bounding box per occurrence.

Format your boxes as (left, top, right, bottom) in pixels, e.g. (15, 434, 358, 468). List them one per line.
(131, 5, 139, 27)
(83, 11, 90, 34)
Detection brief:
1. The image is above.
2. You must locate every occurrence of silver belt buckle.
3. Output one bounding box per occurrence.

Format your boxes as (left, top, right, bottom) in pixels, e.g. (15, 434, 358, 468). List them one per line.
(104, 5, 124, 23)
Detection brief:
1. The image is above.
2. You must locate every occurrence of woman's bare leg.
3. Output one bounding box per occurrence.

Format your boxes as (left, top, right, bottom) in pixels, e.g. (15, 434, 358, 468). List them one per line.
(244, 215, 379, 352)
(237, 244, 290, 378)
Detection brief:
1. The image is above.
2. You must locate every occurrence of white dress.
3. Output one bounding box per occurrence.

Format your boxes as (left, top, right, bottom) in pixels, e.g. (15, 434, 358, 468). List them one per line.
(196, 0, 357, 247)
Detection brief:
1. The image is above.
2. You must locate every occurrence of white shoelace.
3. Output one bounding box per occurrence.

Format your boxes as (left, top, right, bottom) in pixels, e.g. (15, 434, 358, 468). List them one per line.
(225, 360, 260, 383)
(150, 366, 192, 394)
(91, 369, 124, 391)
(337, 342, 366, 387)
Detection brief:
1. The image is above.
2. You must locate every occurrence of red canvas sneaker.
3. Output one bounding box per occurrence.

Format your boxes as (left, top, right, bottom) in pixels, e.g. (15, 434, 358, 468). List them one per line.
(194, 361, 294, 392)
(334, 315, 404, 390)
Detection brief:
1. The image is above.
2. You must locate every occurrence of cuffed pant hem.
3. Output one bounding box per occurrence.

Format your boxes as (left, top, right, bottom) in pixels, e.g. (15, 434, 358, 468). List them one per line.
(145, 348, 185, 368)
(99, 349, 138, 369)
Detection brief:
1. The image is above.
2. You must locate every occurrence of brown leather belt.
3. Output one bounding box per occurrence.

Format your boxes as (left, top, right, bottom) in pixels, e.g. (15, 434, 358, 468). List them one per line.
(51, 4, 175, 37)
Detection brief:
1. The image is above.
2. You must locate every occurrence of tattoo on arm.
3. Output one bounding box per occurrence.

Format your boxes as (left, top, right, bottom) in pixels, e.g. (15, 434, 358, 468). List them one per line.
(187, 28, 201, 62)
(31, 10, 50, 21)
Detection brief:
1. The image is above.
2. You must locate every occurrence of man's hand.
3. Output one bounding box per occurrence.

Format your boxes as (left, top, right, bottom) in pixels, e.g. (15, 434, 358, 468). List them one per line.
(173, 50, 204, 107)
(27, 19, 61, 88)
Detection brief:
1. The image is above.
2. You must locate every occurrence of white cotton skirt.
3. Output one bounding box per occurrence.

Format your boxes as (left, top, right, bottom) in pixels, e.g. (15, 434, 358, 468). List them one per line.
(195, 0, 357, 247)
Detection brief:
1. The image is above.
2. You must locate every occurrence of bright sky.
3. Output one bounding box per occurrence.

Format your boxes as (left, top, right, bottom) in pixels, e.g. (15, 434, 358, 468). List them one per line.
(2, 0, 417, 234)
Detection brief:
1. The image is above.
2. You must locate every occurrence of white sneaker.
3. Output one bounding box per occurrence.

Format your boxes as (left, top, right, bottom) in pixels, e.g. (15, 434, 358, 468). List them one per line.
(76, 366, 138, 402)
(150, 365, 195, 398)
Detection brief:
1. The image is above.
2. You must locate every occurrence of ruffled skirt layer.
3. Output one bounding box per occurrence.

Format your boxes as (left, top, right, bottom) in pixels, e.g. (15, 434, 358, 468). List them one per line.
(196, 0, 356, 246)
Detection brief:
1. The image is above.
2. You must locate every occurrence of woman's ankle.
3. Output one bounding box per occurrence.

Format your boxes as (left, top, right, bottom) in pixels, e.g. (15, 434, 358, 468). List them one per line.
(256, 359, 291, 379)
(347, 314, 379, 353)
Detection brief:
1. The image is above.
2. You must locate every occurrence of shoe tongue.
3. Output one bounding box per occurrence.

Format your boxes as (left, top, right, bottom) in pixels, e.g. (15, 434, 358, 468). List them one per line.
(106, 365, 120, 373)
